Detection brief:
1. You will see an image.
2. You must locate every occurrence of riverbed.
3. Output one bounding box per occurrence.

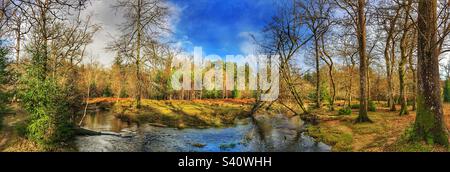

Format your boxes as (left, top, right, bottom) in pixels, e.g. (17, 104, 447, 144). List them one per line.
(75, 111, 331, 152)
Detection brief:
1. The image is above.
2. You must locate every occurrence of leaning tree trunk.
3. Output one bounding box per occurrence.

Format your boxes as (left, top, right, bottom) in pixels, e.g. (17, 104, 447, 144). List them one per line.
(321, 38, 336, 111)
(356, 0, 371, 123)
(414, 0, 448, 146)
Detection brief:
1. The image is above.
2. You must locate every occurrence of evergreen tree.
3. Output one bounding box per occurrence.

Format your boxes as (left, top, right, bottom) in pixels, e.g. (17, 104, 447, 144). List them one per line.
(19, 46, 73, 146)
(443, 79, 450, 103)
(0, 42, 11, 118)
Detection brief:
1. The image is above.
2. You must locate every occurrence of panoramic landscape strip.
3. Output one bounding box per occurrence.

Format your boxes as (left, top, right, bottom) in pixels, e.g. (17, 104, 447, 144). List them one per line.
(1, 0, 450, 154)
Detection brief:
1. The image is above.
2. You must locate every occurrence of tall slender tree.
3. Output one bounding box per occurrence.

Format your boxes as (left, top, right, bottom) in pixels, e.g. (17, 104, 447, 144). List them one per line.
(356, 0, 371, 122)
(111, 0, 169, 108)
(298, 0, 333, 109)
(335, 0, 372, 122)
(375, 1, 400, 111)
(398, 0, 413, 116)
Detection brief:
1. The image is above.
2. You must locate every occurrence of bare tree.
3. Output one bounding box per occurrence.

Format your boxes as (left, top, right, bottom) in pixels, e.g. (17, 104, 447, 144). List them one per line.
(111, 0, 169, 108)
(335, 0, 372, 122)
(375, 0, 401, 111)
(298, 0, 333, 109)
(262, 1, 315, 120)
(398, 0, 413, 116)
(7, 2, 30, 63)
(0, 0, 13, 33)
(321, 35, 337, 111)
(7, 0, 89, 77)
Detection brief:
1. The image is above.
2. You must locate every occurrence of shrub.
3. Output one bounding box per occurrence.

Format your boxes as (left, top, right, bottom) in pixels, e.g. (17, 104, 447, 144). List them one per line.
(14, 121, 29, 137)
(119, 89, 128, 98)
(0, 42, 11, 131)
(350, 104, 360, 109)
(231, 88, 241, 99)
(19, 48, 74, 146)
(349, 102, 376, 112)
(369, 101, 377, 112)
(444, 79, 450, 102)
(102, 84, 113, 97)
(307, 83, 330, 105)
(338, 108, 352, 116)
(21, 76, 74, 146)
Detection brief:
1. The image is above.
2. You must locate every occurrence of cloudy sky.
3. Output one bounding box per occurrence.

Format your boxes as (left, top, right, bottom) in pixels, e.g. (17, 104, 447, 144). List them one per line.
(81, 0, 278, 66)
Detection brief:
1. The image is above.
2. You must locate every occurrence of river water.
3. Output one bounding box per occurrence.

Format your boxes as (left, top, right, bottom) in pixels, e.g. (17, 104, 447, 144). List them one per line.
(75, 111, 331, 152)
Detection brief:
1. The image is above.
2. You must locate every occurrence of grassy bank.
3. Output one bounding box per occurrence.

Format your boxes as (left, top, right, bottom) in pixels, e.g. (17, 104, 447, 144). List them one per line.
(306, 103, 450, 152)
(89, 98, 254, 128)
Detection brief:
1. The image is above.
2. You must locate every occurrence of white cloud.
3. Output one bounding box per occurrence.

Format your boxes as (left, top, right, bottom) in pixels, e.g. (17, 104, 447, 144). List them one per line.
(81, 0, 124, 66)
(80, 0, 185, 66)
(239, 31, 259, 55)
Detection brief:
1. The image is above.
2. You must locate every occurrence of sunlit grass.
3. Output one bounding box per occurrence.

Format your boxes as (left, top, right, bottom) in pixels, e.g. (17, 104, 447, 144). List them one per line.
(306, 102, 450, 152)
(105, 98, 253, 128)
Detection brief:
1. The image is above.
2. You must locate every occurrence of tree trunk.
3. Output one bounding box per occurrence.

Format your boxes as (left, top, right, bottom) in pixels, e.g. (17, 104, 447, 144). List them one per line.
(328, 64, 336, 111)
(15, 24, 20, 63)
(413, 0, 448, 146)
(409, 40, 417, 111)
(347, 61, 356, 108)
(39, 0, 50, 78)
(315, 36, 321, 108)
(348, 67, 353, 107)
(356, 0, 371, 123)
(135, 0, 142, 108)
(398, 53, 408, 116)
(399, 0, 412, 116)
(367, 68, 371, 101)
(384, 9, 399, 111)
(386, 50, 395, 111)
(321, 38, 336, 111)
(390, 38, 398, 111)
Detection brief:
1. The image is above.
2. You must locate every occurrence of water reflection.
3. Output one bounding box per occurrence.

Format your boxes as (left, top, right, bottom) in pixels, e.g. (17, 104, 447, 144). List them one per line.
(76, 112, 331, 152)
(81, 111, 137, 133)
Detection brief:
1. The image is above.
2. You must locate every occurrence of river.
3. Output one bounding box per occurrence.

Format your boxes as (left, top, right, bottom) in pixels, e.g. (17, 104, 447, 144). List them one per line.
(75, 111, 331, 152)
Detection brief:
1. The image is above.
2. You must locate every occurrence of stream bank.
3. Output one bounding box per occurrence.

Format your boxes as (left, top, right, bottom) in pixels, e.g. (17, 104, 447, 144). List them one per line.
(75, 107, 331, 152)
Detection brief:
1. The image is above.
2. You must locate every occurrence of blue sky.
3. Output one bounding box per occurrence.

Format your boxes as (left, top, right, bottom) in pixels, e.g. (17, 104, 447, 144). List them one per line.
(82, 0, 279, 65)
(169, 0, 278, 56)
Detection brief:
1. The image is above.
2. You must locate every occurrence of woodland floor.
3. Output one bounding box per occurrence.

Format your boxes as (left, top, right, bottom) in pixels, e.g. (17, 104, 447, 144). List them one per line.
(306, 102, 450, 152)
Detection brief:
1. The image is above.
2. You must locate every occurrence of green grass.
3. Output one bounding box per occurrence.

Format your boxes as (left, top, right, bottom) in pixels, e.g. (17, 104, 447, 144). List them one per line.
(307, 125, 353, 152)
(338, 108, 352, 116)
(385, 125, 449, 152)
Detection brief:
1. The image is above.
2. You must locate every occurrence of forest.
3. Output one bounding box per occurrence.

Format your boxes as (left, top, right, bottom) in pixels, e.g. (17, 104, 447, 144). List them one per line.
(1, 0, 450, 152)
